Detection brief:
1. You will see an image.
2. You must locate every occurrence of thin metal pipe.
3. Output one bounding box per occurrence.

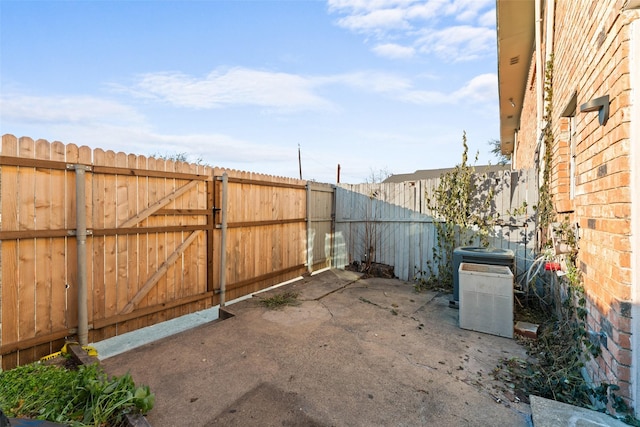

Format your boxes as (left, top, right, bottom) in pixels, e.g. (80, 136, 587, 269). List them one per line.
(74, 165, 88, 346)
(306, 183, 312, 273)
(219, 173, 228, 307)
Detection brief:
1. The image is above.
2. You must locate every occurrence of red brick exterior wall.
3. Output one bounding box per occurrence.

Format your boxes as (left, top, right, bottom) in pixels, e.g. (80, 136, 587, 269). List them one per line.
(513, 51, 538, 170)
(514, 0, 636, 408)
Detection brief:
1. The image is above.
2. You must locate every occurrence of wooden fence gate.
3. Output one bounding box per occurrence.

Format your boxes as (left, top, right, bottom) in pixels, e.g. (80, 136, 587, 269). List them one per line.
(0, 135, 214, 369)
(0, 135, 337, 370)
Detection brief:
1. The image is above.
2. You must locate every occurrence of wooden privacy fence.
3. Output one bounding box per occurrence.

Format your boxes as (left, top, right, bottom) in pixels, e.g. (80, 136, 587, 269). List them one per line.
(0, 135, 335, 369)
(335, 169, 539, 283)
(212, 170, 334, 303)
(0, 134, 538, 370)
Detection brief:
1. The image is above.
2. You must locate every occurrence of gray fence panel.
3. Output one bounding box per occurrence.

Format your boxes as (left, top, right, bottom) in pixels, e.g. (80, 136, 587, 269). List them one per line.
(335, 169, 538, 283)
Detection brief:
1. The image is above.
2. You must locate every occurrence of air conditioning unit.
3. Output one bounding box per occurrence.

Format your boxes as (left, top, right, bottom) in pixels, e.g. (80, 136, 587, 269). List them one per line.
(459, 262, 514, 338)
(452, 247, 514, 303)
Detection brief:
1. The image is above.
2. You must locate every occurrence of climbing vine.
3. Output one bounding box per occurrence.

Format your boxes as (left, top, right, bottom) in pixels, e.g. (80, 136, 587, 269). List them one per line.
(497, 55, 638, 424)
(536, 55, 596, 359)
(537, 54, 555, 231)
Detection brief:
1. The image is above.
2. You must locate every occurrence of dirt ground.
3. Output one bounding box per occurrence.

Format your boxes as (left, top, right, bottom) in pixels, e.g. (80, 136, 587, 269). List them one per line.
(101, 269, 533, 426)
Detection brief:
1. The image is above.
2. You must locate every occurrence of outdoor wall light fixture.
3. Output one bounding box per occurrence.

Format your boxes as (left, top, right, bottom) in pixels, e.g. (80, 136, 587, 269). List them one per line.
(509, 98, 515, 107)
(580, 95, 609, 126)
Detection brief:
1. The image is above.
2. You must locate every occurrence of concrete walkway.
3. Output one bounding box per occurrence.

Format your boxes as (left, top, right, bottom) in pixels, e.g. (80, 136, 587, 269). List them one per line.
(101, 270, 535, 426)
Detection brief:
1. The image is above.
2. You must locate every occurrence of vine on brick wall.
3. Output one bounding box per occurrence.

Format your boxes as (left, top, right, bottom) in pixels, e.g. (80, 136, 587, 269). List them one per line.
(536, 55, 596, 360)
(508, 55, 639, 424)
(538, 54, 555, 231)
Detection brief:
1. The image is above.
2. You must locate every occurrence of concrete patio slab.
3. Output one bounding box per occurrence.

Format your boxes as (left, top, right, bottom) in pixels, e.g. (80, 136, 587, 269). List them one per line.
(101, 269, 533, 426)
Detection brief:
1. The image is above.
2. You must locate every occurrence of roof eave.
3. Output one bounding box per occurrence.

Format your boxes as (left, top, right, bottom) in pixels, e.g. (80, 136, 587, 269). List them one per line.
(496, 0, 536, 155)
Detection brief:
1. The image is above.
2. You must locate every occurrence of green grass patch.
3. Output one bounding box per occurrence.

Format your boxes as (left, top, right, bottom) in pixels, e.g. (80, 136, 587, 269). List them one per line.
(259, 291, 299, 309)
(0, 361, 154, 427)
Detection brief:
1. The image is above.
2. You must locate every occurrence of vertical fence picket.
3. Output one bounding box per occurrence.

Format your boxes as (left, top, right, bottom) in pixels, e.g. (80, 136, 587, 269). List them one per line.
(125, 154, 139, 330)
(114, 152, 129, 332)
(156, 158, 171, 322)
(1, 135, 19, 369)
(50, 141, 67, 342)
(102, 150, 118, 338)
(136, 155, 151, 319)
(34, 139, 53, 358)
(17, 137, 37, 364)
(164, 160, 177, 318)
(146, 156, 160, 324)
(92, 149, 106, 342)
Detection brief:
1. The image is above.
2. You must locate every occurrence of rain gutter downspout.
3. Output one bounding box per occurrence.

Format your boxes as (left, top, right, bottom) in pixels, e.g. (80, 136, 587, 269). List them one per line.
(535, 0, 544, 135)
(627, 5, 640, 417)
(544, 0, 555, 68)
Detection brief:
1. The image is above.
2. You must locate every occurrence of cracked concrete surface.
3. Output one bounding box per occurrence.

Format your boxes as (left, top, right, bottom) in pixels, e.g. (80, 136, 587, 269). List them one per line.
(101, 269, 532, 426)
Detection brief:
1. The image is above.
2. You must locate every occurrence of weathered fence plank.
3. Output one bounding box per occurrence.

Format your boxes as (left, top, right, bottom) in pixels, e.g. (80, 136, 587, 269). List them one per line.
(336, 170, 537, 282)
(307, 183, 334, 271)
(34, 139, 52, 359)
(50, 141, 67, 347)
(17, 138, 37, 363)
(2, 135, 19, 368)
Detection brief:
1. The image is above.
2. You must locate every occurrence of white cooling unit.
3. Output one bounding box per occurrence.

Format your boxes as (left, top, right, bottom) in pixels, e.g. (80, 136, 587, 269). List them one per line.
(458, 262, 514, 338)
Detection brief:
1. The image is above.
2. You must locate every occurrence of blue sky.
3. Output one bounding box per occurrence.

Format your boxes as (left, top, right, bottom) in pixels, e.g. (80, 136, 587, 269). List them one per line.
(1, 0, 499, 183)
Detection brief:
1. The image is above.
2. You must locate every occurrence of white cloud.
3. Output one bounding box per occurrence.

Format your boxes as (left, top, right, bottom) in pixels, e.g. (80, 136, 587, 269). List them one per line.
(0, 91, 292, 165)
(398, 89, 448, 104)
(335, 8, 411, 32)
(451, 73, 497, 103)
(123, 67, 333, 111)
(327, 0, 417, 13)
(445, 0, 495, 23)
(331, 70, 496, 106)
(415, 25, 496, 62)
(478, 9, 496, 27)
(323, 71, 413, 94)
(327, 0, 496, 60)
(147, 132, 294, 165)
(0, 93, 146, 126)
(404, 0, 447, 21)
(372, 43, 415, 59)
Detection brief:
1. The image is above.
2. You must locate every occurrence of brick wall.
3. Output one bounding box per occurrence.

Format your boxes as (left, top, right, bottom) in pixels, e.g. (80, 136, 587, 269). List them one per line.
(513, 51, 538, 170)
(515, 0, 637, 410)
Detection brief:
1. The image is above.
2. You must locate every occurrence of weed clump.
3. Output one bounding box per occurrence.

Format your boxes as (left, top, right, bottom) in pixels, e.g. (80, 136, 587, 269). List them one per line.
(259, 291, 299, 309)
